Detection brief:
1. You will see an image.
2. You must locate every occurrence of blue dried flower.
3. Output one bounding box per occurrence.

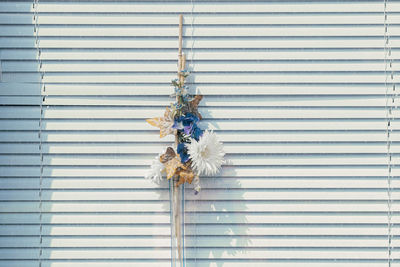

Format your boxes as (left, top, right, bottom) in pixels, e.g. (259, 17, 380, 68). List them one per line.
(173, 113, 199, 130)
(191, 125, 204, 141)
(177, 143, 190, 163)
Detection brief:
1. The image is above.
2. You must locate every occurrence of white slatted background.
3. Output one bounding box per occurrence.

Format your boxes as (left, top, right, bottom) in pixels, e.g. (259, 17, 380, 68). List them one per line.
(0, 0, 399, 266)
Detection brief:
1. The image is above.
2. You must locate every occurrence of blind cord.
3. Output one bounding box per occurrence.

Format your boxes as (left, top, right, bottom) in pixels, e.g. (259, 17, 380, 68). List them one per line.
(33, 0, 45, 266)
(190, 0, 195, 72)
(189, 0, 197, 265)
(383, 0, 394, 266)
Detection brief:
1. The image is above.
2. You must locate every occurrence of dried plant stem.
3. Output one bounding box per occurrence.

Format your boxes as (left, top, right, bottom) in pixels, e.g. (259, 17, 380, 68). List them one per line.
(174, 184, 181, 261)
(172, 14, 185, 265)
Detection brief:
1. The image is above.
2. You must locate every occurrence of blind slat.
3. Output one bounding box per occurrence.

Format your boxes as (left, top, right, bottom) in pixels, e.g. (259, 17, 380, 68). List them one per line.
(0, 1, 396, 266)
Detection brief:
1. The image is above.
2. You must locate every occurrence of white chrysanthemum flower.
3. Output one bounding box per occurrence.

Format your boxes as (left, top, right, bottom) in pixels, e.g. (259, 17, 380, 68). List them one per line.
(145, 157, 165, 184)
(145, 149, 167, 184)
(186, 130, 225, 176)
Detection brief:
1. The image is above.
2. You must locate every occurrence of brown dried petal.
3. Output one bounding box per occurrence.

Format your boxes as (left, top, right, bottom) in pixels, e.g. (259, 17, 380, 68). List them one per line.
(175, 169, 195, 186)
(159, 147, 176, 163)
(189, 95, 203, 120)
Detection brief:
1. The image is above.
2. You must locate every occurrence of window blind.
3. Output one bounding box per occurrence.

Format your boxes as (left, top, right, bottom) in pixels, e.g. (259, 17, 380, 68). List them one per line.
(0, 1, 399, 266)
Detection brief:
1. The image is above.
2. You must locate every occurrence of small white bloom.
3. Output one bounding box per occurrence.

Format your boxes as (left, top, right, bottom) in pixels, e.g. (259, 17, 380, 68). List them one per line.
(186, 130, 225, 176)
(145, 150, 167, 184)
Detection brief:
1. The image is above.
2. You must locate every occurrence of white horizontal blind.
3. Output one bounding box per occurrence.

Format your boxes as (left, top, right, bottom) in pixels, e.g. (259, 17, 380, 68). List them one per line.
(0, 1, 399, 266)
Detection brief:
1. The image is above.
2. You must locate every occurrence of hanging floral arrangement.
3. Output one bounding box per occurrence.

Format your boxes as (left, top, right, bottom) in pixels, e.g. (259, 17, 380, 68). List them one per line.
(144, 15, 225, 265)
(145, 67, 225, 194)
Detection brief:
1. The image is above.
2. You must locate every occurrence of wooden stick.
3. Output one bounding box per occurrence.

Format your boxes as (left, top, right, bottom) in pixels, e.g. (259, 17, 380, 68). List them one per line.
(178, 14, 183, 57)
(178, 15, 185, 86)
(174, 14, 184, 265)
(174, 186, 181, 261)
(181, 53, 186, 71)
(179, 54, 186, 86)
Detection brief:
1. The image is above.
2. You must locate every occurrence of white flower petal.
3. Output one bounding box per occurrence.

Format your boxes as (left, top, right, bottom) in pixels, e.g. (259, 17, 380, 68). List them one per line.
(186, 130, 225, 176)
(145, 148, 168, 184)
